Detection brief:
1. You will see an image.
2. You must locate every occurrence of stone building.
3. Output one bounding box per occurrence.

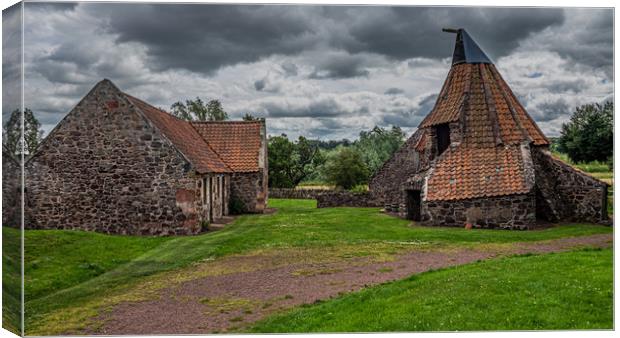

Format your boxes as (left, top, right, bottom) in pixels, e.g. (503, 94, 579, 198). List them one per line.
(24, 79, 267, 235)
(370, 29, 608, 229)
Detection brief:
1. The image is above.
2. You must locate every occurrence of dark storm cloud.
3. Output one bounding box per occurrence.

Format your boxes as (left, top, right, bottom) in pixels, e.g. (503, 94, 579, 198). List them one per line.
(280, 61, 299, 76)
(309, 53, 370, 79)
(384, 87, 405, 95)
(84, 4, 565, 75)
(549, 9, 613, 70)
(3, 3, 22, 118)
(546, 79, 588, 94)
(339, 7, 564, 61)
(380, 93, 437, 127)
(89, 3, 319, 75)
(416, 93, 438, 117)
(261, 97, 365, 118)
(25, 2, 77, 11)
(534, 98, 570, 122)
(254, 79, 266, 91)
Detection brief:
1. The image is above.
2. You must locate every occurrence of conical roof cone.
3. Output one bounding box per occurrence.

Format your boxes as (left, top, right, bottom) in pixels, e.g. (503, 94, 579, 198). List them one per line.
(419, 29, 548, 147)
(421, 29, 549, 202)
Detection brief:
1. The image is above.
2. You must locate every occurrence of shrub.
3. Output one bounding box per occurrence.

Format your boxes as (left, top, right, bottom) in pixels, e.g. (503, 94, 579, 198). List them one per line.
(323, 148, 370, 190)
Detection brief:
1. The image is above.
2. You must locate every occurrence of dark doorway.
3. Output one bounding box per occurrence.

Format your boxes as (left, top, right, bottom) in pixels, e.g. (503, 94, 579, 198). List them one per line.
(435, 123, 451, 155)
(406, 190, 422, 221)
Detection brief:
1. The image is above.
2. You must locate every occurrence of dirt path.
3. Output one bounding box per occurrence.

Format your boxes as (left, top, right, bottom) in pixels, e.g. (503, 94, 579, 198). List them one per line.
(93, 233, 612, 335)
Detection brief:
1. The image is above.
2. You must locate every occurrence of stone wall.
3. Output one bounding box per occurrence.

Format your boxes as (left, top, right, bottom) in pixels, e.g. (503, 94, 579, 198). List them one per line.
(369, 128, 428, 207)
(230, 171, 266, 213)
(316, 191, 383, 208)
(2, 152, 21, 228)
(24, 80, 203, 235)
(532, 147, 608, 223)
(422, 193, 536, 229)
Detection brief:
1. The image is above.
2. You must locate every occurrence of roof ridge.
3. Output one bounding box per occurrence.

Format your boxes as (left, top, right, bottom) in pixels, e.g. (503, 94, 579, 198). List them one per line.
(124, 92, 232, 173)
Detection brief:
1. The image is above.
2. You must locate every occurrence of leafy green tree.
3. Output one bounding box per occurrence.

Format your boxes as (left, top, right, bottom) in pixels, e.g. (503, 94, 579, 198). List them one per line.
(2, 108, 43, 156)
(170, 97, 229, 121)
(268, 134, 324, 188)
(242, 113, 260, 121)
(354, 125, 405, 174)
(558, 101, 613, 163)
(324, 147, 370, 190)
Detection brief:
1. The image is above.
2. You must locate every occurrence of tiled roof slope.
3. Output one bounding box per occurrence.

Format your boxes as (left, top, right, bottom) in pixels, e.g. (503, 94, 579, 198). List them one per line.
(419, 63, 548, 146)
(191, 121, 263, 172)
(419, 64, 470, 127)
(426, 145, 530, 201)
(125, 94, 231, 174)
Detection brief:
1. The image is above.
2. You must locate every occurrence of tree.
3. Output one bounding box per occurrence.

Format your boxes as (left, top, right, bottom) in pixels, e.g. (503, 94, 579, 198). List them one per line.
(2, 108, 43, 156)
(268, 134, 324, 188)
(242, 113, 260, 121)
(354, 125, 405, 174)
(558, 101, 613, 163)
(324, 147, 369, 190)
(170, 97, 229, 121)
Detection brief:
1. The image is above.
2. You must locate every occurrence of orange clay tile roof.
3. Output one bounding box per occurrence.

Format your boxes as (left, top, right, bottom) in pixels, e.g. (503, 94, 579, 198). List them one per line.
(414, 129, 428, 152)
(425, 145, 530, 201)
(419, 63, 549, 146)
(125, 94, 232, 174)
(191, 121, 263, 172)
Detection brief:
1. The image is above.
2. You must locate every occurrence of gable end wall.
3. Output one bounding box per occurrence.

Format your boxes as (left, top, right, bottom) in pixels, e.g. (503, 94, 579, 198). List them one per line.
(25, 81, 202, 235)
(369, 129, 429, 209)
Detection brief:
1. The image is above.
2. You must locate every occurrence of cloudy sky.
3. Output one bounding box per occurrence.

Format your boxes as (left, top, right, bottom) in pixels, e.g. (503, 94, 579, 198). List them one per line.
(2, 2, 614, 140)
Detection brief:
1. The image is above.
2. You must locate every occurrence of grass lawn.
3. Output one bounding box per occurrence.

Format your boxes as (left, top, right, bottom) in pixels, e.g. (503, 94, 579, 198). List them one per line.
(250, 248, 613, 332)
(2, 226, 21, 335)
(15, 199, 612, 334)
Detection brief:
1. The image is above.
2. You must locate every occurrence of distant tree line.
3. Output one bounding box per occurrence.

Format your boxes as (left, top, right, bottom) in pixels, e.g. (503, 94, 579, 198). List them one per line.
(268, 126, 405, 190)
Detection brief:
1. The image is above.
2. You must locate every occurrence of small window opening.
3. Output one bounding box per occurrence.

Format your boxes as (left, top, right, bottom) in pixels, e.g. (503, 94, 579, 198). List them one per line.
(435, 123, 451, 155)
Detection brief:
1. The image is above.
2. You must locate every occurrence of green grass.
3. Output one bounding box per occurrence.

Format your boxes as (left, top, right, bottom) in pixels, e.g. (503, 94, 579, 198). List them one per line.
(21, 199, 612, 334)
(20, 228, 170, 301)
(250, 248, 613, 332)
(2, 226, 21, 335)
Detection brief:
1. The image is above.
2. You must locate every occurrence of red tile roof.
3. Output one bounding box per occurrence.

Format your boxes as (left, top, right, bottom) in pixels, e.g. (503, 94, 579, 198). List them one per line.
(414, 129, 428, 152)
(419, 64, 470, 127)
(419, 63, 548, 146)
(191, 121, 263, 172)
(426, 145, 530, 201)
(125, 94, 232, 174)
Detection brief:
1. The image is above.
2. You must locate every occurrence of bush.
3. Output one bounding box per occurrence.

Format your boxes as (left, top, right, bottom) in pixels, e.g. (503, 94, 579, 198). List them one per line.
(324, 148, 370, 190)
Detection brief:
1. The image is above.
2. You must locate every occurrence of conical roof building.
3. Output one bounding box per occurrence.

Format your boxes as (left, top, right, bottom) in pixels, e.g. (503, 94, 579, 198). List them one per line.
(370, 29, 608, 229)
